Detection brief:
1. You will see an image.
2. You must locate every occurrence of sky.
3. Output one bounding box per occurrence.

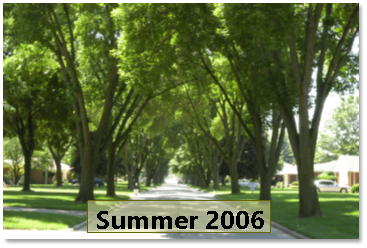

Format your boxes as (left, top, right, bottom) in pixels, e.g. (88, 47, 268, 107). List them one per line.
(309, 38, 359, 133)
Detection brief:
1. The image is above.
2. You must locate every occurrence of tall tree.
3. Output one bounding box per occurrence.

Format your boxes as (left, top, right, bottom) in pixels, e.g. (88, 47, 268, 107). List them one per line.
(3, 42, 60, 191)
(250, 3, 359, 216)
(315, 96, 359, 162)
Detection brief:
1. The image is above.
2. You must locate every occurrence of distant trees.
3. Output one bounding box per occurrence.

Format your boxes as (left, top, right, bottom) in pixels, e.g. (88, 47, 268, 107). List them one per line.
(3, 138, 24, 184)
(316, 96, 359, 162)
(3, 42, 64, 191)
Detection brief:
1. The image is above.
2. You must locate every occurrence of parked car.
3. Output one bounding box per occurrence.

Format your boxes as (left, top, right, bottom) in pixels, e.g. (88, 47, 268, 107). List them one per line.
(238, 179, 250, 187)
(94, 177, 104, 187)
(72, 177, 105, 187)
(235, 179, 260, 188)
(177, 179, 183, 184)
(314, 179, 350, 193)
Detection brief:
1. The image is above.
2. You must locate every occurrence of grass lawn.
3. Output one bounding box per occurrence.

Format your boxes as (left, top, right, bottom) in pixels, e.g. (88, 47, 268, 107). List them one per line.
(3, 182, 159, 211)
(190, 184, 359, 239)
(3, 211, 86, 230)
(3, 182, 160, 230)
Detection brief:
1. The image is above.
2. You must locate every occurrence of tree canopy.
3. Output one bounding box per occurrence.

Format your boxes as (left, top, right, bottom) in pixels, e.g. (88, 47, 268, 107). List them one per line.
(3, 3, 358, 218)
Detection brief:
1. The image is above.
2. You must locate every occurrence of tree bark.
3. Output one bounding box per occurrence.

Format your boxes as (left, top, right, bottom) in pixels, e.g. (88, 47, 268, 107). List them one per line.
(22, 152, 32, 191)
(55, 158, 62, 187)
(221, 176, 226, 186)
(75, 143, 95, 202)
(106, 141, 116, 196)
(49, 147, 63, 187)
(229, 161, 240, 194)
(146, 174, 152, 187)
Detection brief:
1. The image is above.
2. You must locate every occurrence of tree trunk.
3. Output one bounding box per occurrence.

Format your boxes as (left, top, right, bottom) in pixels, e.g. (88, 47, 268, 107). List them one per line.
(75, 144, 95, 202)
(127, 170, 134, 190)
(146, 174, 152, 187)
(213, 150, 219, 190)
(134, 172, 140, 189)
(106, 142, 116, 196)
(229, 160, 240, 194)
(48, 147, 63, 187)
(214, 162, 219, 190)
(221, 176, 225, 186)
(296, 91, 323, 217)
(259, 172, 271, 200)
(55, 158, 62, 187)
(153, 174, 159, 185)
(205, 169, 211, 187)
(22, 152, 32, 191)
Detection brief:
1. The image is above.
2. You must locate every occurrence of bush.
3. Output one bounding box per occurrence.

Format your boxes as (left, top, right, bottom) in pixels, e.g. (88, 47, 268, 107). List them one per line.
(291, 181, 299, 188)
(351, 183, 359, 193)
(317, 172, 337, 181)
(3, 174, 11, 184)
(276, 182, 283, 188)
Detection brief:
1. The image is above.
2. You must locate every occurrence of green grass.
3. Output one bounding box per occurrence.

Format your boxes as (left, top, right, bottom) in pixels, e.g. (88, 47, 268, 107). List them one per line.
(190, 184, 359, 239)
(3, 182, 160, 230)
(3, 182, 158, 211)
(3, 211, 86, 230)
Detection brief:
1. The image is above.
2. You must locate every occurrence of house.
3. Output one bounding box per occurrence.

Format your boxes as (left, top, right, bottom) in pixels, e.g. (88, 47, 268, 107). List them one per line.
(276, 155, 359, 187)
(3, 160, 11, 175)
(275, 162, 298, 187)
(50, 162, 72, 182)
(3, 157, 72, 184)
(332, 155, 359, 186)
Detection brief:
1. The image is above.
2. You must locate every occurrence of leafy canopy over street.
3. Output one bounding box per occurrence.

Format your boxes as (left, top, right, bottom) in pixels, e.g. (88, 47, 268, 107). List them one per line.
(3, 3, 358, 219)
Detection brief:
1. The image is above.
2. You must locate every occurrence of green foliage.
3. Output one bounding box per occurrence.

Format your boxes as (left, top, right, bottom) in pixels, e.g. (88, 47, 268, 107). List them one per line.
(316, 172, 337, 181)
(276, 182, 284, 188)
(351, 183, 359, 193)
(3, 174, 11, 184)
(316, 96, 359, 162)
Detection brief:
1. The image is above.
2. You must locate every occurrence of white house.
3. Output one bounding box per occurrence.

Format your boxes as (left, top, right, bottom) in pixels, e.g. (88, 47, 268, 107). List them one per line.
(332, 155, 359, 186)
(50, 162, 72, 182)
(276, 155, 359, 187)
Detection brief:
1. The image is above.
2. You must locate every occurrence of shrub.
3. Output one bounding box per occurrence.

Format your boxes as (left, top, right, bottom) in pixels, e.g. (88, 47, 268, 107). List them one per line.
(291, 181, 299, 188)
(351, 183, 359, 193)
(3, 174, 11, 184)
(276, 182, 283, 188)
(316, 172, 337, 181)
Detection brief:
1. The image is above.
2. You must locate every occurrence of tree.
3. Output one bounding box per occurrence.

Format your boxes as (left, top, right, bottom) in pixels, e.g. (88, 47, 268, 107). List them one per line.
(315, 96, 359, 162)
(256, 3, 359, 216)
(3, 42, 60, 191)
(3, 138, 24, 184)
(5, 3, 157, 201)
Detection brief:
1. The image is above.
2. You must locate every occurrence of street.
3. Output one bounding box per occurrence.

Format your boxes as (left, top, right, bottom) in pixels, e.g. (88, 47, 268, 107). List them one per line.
(3, 183, 295, 239)
(79, 183, 295, 239)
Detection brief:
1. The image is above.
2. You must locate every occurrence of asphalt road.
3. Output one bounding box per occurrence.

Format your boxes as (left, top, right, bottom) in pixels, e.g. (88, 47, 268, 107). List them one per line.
(78, 183, 295, 239)
(3, 183, 296, 239)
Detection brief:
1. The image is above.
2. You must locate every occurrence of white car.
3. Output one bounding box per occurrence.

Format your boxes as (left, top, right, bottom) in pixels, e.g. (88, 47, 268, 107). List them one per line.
(238, 179, 250, 187)
(314, 180, 350, 193)
(238, 179, 260, 188)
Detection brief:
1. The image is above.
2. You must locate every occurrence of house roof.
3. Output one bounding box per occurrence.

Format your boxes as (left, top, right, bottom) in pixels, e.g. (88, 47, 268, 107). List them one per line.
(333, 155, 359, 173)
(276, 155, 359, 175)
(50, 162, 71, 172)
(3, 158, 71, 171)
(276, 162, 298, 175)
(3, 159, 12, 167)
(314, 160, 337, 173)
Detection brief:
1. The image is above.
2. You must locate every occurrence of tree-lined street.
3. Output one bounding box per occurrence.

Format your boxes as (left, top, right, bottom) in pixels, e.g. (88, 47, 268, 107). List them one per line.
(3, 3, 359, 239)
